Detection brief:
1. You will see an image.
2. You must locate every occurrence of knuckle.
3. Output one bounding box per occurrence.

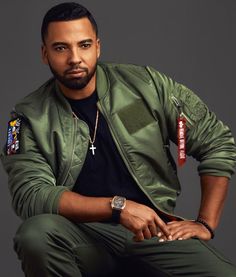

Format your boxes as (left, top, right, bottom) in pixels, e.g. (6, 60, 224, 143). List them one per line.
(134, 222, 145, 231)
(146, 217, 154, 225)
(140, 222, 147, 230)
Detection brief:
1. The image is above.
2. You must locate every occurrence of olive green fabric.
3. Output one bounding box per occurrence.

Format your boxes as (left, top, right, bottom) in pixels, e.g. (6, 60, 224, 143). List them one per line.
(14, 214, 236, 277)
(1, 63, 236, 220)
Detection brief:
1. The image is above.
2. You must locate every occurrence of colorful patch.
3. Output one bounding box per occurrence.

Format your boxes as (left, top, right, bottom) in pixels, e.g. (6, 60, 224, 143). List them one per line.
(6, 118, 21, 155)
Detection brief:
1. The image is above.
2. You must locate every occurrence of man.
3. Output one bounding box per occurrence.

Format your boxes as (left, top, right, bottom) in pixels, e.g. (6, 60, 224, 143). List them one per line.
(1, 2, 236, 276)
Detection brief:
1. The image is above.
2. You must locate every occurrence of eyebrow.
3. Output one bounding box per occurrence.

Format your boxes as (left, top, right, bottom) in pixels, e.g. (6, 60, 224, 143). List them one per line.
(51, 39, 93, 47)
(79, 39, 93, 45)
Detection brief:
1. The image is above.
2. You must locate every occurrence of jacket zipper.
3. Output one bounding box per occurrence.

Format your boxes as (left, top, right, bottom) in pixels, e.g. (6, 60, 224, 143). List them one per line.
(60, 113, 92, 187)
(171, 95, 194, 126)
(97, 101, 178, 218)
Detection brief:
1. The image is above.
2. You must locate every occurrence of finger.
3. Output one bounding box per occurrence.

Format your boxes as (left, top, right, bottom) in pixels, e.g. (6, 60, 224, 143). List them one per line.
(158, 230, 173, 240)
(170, 224, 193, 239)
(178, 233, 193, 240)
(174, 228, 195, 240)
(148, 224, 158, 237)
(167, 220, 179, 225)
(154, 217, 172, 240)
(168, 225, 183, 235)
(167, 221, 193, 236)
(166, 223, 183, 235)
(142, 227, 152, 240)
(158, 231, 172, 242)
(167, 221, 184, 228)
(158, 235, 168, 242)
(133, 230, 145, 242)
(171, 230, 186, 240)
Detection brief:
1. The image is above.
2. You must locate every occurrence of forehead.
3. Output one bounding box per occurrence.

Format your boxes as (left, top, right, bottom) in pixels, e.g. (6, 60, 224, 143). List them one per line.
(45, 18, 96, 43)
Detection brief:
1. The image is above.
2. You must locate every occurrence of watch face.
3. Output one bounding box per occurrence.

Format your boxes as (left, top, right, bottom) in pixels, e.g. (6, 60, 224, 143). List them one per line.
(112, 196, 126, 210)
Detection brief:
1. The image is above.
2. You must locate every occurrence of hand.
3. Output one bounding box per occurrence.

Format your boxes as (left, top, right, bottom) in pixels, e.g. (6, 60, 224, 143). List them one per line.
(120, 200, 172, 242)
(157, 220, 212, 241)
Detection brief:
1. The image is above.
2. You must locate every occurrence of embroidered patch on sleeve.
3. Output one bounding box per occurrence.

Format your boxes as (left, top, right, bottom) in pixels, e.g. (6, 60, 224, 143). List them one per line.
(6, 118, 22, 155)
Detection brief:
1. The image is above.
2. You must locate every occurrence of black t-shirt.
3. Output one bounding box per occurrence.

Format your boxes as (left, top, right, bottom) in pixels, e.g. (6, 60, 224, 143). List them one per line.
(67, 91, 154, 207)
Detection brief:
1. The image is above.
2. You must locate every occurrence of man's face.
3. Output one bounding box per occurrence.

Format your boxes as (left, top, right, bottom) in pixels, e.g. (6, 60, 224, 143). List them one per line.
(42, 18, 100, 91)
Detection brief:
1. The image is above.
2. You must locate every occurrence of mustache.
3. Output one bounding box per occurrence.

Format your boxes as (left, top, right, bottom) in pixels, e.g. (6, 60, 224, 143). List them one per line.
(64, 65, 88, 75)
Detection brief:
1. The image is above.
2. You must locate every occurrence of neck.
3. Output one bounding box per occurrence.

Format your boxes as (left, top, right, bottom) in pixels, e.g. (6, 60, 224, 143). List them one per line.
(57, 74, 96, 100)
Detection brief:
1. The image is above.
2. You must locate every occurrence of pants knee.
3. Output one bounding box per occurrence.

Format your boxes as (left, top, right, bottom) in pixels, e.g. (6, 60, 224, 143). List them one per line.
(14, 214, 64, 257)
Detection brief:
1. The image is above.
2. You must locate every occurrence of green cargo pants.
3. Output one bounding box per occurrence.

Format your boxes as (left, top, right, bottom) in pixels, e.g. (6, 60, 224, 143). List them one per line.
(14, 214, 236, 276)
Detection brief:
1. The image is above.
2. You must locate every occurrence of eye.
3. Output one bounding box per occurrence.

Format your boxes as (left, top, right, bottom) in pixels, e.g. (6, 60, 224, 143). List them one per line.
(54, 45, 67, 52)
(80, 43, 92, 49)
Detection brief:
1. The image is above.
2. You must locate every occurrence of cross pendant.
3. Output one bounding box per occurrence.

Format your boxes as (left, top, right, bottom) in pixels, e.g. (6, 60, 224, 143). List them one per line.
(90, 144, 96, 155)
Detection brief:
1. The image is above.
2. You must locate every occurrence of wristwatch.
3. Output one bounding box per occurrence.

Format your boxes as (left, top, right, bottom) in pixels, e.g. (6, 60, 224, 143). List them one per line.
(110, 196, 126, 223)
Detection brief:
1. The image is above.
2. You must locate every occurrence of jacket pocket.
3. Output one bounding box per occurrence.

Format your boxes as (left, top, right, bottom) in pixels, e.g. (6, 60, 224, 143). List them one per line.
(170, 83, 208, 129)
(170, 95, 195, 128)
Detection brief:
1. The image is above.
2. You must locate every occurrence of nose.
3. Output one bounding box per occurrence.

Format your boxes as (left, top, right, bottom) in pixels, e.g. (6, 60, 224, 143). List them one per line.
(68, 47, 81, 65)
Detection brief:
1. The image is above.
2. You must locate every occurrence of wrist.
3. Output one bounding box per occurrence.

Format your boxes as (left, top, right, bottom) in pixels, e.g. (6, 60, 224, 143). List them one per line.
(110, 196, 126, 223)
(195, 218, 215, 239)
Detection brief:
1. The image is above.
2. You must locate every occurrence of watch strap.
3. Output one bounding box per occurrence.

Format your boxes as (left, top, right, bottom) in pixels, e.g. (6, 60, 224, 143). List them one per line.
(111, 208, 121, 223)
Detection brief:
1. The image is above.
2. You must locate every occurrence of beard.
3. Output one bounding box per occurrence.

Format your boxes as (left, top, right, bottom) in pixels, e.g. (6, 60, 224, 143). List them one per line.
(48, 62, 97, 90)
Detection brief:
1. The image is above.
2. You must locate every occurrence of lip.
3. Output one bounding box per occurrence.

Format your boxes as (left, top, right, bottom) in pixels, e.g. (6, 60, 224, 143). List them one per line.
(67, 69, 85, 74)
(66, 70, 86, 77)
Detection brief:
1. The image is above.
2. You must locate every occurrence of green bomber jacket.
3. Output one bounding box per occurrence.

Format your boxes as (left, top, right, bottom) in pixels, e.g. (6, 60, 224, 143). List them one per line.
(1, 62, 236, 220)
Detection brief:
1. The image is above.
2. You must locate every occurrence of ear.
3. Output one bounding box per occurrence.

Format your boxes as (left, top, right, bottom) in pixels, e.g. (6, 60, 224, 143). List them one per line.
(41, 44, 49, 65)
(96, 38, 101, 59)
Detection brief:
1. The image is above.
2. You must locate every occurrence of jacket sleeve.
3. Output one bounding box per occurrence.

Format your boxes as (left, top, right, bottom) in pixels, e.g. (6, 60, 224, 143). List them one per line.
(0, 117, 69, 220)
(146, 66, 236, 178)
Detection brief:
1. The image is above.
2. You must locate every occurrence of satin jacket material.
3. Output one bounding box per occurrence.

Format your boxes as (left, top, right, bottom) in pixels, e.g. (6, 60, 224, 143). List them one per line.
(1, 63, 236, 219)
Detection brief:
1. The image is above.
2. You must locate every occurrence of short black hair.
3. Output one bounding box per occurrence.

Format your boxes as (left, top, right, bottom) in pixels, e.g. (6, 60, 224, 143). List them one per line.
(41, 2, 98, 43)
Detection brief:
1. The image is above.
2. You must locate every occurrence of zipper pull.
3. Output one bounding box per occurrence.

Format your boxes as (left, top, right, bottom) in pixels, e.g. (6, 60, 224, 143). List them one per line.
(177, 116, 186, 167)
(171, 96, 184, 116)
(171, 95, 194, 126)
(171, 96, 186, 166)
